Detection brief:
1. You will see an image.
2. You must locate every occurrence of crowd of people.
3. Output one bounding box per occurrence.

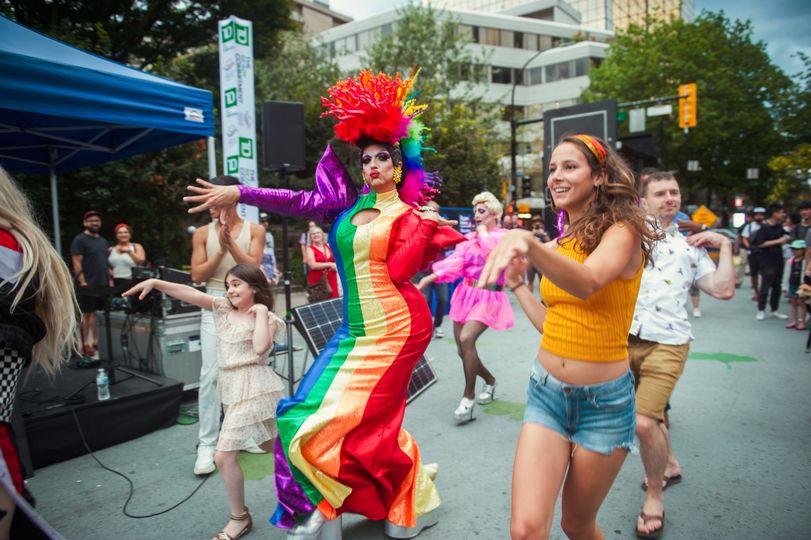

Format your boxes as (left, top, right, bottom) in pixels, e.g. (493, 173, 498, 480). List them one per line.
(2, 66, 809, 540)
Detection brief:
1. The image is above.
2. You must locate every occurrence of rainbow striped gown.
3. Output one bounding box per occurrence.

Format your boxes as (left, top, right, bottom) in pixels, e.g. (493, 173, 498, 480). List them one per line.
(271, 188, 441, 528)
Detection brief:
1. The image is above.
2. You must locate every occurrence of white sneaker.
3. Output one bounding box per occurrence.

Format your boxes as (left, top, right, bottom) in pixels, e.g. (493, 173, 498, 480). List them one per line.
(771, 311, 789, 320)
(193, 446, 216, 475)
(433, 327, 444, 339)
(692, 308, 702, 318)
(756, 311, 765, 320)
(242, 444, 268, 454)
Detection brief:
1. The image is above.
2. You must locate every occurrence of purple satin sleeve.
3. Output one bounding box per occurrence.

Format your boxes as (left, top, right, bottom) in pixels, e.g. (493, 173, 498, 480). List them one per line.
(238, 145, 358, 223)
(271, 438, 316, 528)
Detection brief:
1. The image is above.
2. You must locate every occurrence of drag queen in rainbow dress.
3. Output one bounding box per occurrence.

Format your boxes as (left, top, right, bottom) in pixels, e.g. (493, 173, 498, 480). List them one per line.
(186, 71, 463, 539)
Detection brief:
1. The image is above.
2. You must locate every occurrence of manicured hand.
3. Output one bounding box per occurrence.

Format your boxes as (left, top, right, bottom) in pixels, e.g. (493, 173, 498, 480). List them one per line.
(184, 178, 240, 213)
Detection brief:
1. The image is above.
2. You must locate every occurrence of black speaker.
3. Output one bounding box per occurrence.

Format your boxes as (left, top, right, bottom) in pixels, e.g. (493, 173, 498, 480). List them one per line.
(262, 101, 306, 172)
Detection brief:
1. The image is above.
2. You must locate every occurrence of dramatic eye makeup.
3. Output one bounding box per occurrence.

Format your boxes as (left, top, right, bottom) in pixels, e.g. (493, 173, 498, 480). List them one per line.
(361, 152, 391, 165)
(475, 207, 489, 215)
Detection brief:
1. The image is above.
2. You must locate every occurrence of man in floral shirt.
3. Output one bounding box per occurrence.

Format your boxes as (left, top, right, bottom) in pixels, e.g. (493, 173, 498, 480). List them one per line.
(629, 171, 736, 537)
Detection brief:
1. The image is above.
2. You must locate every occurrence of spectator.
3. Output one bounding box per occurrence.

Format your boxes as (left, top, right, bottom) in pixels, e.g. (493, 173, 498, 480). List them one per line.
(258, 212, 278, 285)
(783, 239, 808, 330)
(299, 220, 316, 278)
(304, 226, 339, 303)
(752, 203, 790, 320)
(413, 200, 451, 339)
(108, 223, 146, 297)
(741, 207, 766, 300)
(70, 210, 111, 358)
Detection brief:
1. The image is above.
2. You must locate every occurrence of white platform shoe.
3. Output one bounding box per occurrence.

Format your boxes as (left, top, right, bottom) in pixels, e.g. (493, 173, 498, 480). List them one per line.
(287, 511, 342, 540)
(384, 510, 439, 539)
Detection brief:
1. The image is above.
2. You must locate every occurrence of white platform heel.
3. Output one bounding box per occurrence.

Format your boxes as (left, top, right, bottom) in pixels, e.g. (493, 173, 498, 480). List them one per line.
(287, 511, 342, 540)
(384, 509, 439, 538)
(453, 397, 476, 423)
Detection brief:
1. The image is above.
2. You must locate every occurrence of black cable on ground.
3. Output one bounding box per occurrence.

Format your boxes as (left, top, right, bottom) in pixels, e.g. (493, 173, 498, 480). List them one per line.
(69, 407, 210, 518)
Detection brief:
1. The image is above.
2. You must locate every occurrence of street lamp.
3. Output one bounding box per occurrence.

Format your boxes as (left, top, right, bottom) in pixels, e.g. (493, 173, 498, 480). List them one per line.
(510, 49, 543, 204)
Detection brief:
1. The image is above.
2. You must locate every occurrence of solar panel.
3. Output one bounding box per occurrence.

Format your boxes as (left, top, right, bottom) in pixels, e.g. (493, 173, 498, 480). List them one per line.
(292, 298, 437, 403)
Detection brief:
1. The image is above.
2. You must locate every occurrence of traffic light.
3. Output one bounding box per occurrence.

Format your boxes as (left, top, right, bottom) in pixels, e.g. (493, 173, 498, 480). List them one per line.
(678, 83, 697, 129)
(521, 176, 532, 199)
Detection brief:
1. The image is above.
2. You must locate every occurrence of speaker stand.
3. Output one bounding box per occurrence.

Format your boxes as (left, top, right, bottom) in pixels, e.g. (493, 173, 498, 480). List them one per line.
(102, 307, 162, 387)
(277, 167, 298, 396)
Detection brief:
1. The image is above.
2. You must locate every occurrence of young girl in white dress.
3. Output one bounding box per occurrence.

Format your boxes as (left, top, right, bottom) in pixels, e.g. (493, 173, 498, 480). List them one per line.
(124, 263, 284, 540)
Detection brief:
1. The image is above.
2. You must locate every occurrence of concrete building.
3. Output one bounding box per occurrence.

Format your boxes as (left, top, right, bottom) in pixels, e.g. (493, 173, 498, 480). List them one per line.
(294, 0, 352, 38)
(426, 0, 694, 31)
(316, 0, 612, 200)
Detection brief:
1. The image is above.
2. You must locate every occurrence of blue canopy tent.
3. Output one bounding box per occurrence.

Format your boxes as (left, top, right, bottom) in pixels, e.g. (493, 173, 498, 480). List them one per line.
(0, 15, 215, 252)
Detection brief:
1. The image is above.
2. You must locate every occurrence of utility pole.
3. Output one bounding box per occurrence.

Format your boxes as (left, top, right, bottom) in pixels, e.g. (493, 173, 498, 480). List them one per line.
(510, 49, 543, 204)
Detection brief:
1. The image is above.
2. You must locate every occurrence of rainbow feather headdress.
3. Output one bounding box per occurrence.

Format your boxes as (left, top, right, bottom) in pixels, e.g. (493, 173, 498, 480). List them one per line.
(320, 70, 440, 205)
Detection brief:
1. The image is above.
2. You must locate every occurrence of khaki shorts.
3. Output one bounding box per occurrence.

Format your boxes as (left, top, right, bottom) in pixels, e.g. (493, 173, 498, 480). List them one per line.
(628, 338, 690, 421)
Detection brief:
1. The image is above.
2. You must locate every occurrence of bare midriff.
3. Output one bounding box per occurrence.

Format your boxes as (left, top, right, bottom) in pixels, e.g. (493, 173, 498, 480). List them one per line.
(537, 346, 629, 385)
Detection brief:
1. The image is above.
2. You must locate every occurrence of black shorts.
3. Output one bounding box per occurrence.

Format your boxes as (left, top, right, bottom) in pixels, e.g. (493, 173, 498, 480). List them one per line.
(77, 285, 110, 313)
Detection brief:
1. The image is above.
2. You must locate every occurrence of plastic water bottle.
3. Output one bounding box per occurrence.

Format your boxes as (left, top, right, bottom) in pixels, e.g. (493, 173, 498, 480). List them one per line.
(96, 368, 110, 401)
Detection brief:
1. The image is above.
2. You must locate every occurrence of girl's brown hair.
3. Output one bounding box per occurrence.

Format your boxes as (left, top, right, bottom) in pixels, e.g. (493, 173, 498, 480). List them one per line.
(225, 264, 274, 311)
(555, 135, 660, 263)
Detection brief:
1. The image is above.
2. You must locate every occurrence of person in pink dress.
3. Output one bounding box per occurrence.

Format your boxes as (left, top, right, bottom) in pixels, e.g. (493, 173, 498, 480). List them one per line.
(418, 191, 514, 422)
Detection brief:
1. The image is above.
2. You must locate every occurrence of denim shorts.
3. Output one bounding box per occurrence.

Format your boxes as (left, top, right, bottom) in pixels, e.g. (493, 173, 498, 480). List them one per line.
(523, 361, 638, 455)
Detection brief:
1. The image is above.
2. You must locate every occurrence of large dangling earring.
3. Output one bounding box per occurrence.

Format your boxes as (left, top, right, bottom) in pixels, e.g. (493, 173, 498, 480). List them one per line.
(393, 166, 403, 184)
(362, 171, 369, 185)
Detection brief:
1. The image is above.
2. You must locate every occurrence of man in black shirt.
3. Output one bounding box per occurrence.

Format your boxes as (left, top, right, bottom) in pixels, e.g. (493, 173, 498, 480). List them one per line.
(70, 210, 111, 357)
(752, 203, 790, 320)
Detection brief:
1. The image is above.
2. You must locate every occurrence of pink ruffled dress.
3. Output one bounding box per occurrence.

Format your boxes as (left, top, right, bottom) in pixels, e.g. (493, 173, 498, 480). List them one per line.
(211, 298, 286, 451)
(432, 228, 514, 331)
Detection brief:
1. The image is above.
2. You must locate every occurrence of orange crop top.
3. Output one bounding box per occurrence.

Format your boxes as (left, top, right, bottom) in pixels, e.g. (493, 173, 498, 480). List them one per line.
(540, 238, 643, 362)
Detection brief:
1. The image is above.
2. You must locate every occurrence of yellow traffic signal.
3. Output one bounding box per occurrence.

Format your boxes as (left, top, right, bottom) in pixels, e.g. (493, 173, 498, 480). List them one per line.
(679, 83, 697, 129)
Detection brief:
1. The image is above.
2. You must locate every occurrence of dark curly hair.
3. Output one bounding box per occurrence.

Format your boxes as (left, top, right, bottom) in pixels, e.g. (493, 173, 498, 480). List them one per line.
(554, 135, 661, 264)
(224, 263, 274, 311)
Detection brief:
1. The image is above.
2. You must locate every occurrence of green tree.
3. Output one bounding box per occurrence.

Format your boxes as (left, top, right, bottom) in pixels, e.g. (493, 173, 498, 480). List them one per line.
(768, 144, 811, 203)
(362, 3, 501, 206)
(3, 1, 296, 264)
(1, 0, 295, 69)
(583, 11, 793, 208)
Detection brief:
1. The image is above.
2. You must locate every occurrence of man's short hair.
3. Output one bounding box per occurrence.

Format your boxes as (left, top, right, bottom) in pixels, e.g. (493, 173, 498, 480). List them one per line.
(799, 200, 811, 210)
(640, 171, 677, 197)
(765, 202, 784, 217)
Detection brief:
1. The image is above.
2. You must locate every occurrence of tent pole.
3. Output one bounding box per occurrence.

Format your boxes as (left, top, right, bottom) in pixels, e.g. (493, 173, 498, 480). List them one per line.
(49, 148, 62, 254)
(207, 136, 217, 177)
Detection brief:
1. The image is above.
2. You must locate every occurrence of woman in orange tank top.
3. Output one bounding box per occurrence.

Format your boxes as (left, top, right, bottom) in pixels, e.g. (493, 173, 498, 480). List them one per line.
(480, 135, 660, 540)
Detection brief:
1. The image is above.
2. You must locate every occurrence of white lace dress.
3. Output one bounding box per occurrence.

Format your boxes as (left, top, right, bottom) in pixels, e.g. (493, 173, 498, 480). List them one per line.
(211, 298, 285, 451)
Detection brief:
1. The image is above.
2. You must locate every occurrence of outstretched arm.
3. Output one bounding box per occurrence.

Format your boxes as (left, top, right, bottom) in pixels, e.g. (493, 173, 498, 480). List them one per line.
(123, 279, 214, 311)
(184, 146, 357, 223)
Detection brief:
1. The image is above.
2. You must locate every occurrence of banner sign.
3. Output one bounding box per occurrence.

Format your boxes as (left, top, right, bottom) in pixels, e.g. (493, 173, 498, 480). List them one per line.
(218, 16, 258, 223)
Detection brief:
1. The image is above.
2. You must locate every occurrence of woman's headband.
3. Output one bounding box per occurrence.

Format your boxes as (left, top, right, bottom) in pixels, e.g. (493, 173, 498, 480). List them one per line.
(570, 134, 607, 167)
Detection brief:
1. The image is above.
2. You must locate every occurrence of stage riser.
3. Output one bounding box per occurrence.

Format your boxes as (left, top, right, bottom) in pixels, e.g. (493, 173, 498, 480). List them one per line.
(20, 368, 183, 470)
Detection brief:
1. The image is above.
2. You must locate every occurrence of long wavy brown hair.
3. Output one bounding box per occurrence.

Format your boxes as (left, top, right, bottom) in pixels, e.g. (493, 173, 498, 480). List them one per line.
(554, 135, 660, 263)
(224, 264, 274, 311)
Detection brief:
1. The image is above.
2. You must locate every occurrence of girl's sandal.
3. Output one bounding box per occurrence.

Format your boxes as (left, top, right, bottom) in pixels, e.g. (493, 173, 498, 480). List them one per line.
(212, 507, 253, 540)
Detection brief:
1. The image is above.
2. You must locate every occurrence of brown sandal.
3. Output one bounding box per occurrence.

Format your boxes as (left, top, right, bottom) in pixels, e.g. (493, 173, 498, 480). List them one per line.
(212, 507, 253, 540)
(635, 509, 664, 539)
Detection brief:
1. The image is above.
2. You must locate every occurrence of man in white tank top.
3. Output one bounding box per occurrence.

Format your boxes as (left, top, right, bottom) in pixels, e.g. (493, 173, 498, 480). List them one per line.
(190, 175, 264, 475)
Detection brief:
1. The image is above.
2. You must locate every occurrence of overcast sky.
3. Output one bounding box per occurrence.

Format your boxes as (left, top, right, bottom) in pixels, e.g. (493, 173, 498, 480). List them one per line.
(327, 0, 810, 77)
